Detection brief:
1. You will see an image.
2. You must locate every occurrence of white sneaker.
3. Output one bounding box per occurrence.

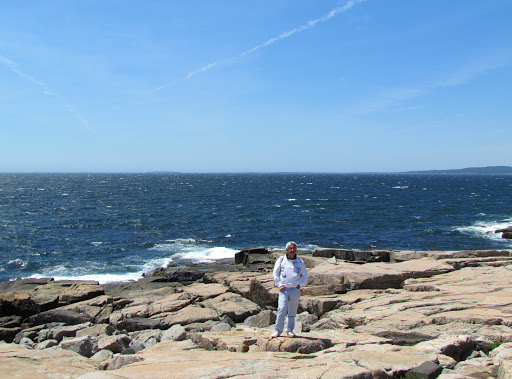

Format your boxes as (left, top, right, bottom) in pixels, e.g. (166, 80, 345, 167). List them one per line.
(271, 331, 281, 338)
(285, 331, 296, 338)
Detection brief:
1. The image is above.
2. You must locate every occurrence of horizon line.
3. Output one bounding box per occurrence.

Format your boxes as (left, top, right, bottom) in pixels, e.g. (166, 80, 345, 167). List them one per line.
(1, 166, 511, 175)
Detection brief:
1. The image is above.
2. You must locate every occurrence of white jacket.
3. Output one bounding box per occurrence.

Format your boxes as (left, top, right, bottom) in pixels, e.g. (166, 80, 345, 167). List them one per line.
(273, 255, 308, 289)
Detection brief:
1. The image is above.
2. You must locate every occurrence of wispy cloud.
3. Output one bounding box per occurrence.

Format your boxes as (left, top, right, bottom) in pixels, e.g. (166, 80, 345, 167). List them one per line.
(155, 0, 365, 91)
(0, 55, 94, 132)
(355, 55, 510, 115)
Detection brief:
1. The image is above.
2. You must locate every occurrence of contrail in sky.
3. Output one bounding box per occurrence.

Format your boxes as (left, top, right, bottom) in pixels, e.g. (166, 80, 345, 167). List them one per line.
(0, 55, 54, 95)
(0, 55, 94, 132)
(155, 0, 365, 91)
(242, 0, 363, 56)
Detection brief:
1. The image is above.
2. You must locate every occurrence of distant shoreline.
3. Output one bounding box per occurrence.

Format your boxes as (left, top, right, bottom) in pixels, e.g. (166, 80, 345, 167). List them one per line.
(1, 166, 512, 175)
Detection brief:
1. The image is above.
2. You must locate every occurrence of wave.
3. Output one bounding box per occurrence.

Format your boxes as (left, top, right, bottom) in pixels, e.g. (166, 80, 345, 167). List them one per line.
(454, 218, 512, 244)
(23, 239, 237, 285)
(29, 272, 145, 285)
(151, 241, 236, 263)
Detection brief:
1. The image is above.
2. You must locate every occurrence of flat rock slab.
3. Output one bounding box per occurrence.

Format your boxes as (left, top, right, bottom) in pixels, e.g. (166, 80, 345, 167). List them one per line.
(322, 266, 512, 344)
(199, 292, 261, 322)
(74, 338, 441, 379)
(181, 282, 229, 300)
(162, 305, 220, 327)
(308, 258, 454, 290)
(0, 340, 97, 378)
(0, 280, 104, 317)
(391, 249, 512, 262)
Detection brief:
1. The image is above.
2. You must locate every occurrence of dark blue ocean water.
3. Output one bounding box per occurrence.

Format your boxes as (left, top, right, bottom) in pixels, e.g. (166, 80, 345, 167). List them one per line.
(1, 173, 511, 283)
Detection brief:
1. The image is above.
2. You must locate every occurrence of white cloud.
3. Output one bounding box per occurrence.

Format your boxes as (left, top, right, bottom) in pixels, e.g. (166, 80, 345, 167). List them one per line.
(355, 56, 510, 115)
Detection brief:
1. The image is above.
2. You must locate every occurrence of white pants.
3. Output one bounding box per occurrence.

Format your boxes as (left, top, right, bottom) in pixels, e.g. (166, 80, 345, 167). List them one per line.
(275, 287, 300, 333)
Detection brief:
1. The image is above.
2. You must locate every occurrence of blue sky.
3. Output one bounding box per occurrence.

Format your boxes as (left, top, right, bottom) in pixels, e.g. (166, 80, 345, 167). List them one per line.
(1, 0, 511, 173)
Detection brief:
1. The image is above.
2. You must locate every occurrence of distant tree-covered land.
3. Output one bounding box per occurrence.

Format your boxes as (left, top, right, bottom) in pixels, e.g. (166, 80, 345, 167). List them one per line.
(404, 166, 512, 175)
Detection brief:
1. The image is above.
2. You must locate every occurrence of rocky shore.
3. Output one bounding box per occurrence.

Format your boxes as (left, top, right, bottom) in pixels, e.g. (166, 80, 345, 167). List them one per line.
(2, 247, 512, 378)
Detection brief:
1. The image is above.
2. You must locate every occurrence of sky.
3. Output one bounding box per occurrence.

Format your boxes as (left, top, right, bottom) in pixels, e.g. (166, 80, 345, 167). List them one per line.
(1, 0, 511, 173)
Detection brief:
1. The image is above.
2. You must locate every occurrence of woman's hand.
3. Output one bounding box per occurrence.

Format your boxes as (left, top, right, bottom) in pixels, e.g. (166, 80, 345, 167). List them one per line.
(279, 285, 285, 291)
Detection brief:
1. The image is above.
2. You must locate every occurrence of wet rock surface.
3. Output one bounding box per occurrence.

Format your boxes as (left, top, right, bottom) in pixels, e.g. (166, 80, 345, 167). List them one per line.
(1, 248, 512, 378)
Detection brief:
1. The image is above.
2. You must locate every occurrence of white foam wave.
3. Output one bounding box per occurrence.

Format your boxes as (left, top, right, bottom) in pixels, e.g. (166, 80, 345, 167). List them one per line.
(455, 218, 512, 244)
(22, 239, 237, 285)
(7, 259, 27, 268)
(174, 247, 236, 263)
(29, 272, 144, 285)
(151, 240, 237, 264)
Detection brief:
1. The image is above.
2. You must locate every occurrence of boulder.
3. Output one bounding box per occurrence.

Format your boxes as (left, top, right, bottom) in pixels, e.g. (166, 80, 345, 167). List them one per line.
(162, 305, 220, 328)
(0, 292, 41, 318)
(406, 361, 443, 378)
(151, 269, 204, 282)
(59, 335, 99, 358)
(0, 327, 21, 343)
(406, 335, 474, 362)
(58, 295, 114, 324)
(191, 331, 259, 353)
(161, 324, 187, 342)
(234, 247, 269, 265)
(109, 292, 194, 328)
(107, 355, 144, 370)
(295, 312, 318, 332)
(262, 335, 333, 354)
(58, 282, 105, 304)
(199, 292, 261, 322)
(312, 248, 391, 263)
(14, 324, 50, 343)
(210, 322, 233, 333)
(450, 357, 496, 378)
(147, 292, 195, 317)
(131, 329, 163, 345)
(37, 322, 92, 342)
(90, 349, 114, 361)
(116, 317, 166, 332)
(76, 323, 115, 338)
(97, 334, 131, 353)
(0, 315, 22, 328)
(182, 283, 228, 301)
(243, 310, 277, 328)
(28, 308, 94, 326)
(299, 294, 351, 317)
(183, 321, 218, 333)
(36, 339, 59, 350)
(126, 339, 146, 354)
(18, 337, 35, 349)
(246, 275, 278, 307)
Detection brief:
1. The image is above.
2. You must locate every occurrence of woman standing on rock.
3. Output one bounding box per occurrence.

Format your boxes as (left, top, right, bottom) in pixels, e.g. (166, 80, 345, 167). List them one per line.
(271, 241, 308, 338)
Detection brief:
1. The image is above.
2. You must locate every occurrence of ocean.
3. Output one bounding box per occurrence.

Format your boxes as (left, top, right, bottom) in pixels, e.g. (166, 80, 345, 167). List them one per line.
(1, 173, 511, 284)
